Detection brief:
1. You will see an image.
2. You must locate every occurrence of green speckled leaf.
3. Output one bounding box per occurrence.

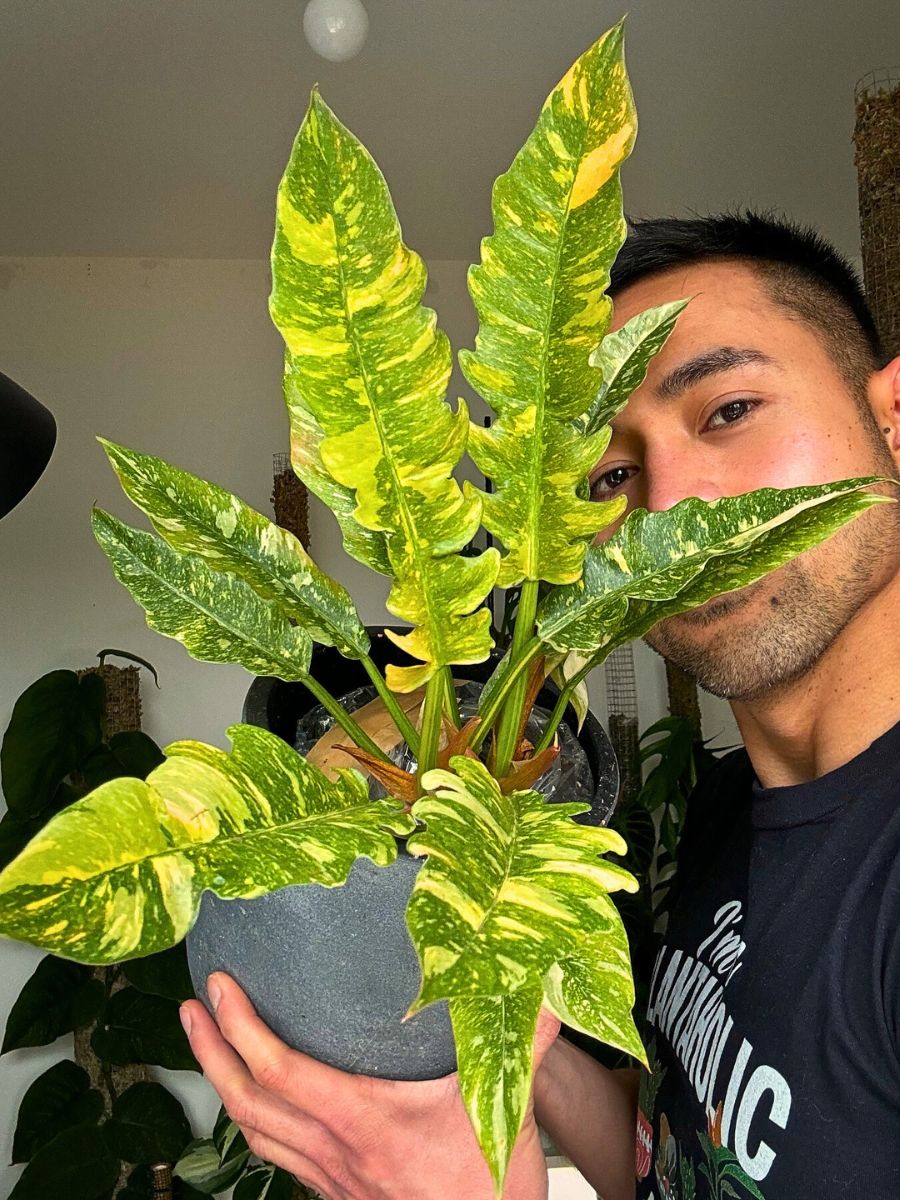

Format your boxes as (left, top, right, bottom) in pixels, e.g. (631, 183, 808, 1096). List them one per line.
(405, 756, 637, 1013)
(98, 439, 369, 659)
(581, 300, 689, 435)
(269, 90, 498, 690)
(460, 22, 634, 586)
(537, 478, 889, 654)
(0, 723, 414, 963)
(92, 508, 312, 681)
(544, 904, 646, 1064)
(448, 988, 542, 1196)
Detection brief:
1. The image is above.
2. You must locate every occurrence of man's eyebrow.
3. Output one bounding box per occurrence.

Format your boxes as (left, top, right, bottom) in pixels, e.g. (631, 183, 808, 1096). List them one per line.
(655, 346, 781, 399)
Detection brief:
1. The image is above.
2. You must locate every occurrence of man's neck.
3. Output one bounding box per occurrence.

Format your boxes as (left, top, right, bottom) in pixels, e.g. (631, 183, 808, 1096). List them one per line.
(730, 573, 900, 789)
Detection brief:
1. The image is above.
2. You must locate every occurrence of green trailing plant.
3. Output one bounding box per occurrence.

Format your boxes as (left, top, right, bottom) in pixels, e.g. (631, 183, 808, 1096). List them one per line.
(0, 20, 891, 1194)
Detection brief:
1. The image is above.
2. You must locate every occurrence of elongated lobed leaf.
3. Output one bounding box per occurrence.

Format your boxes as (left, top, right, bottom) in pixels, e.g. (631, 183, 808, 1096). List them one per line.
(269, 90, 498, 689)
(405, 756, 637, 1014)
(461, 22, 635, 586)
(93, 507, 313, 680)
(543, 908, 646, 1064)
(98, 438, 369, 659)
(448, 987, 543, 1197)
(284, 360, 391, 577)
(0, 724, 415, 963)
(580, 299, 689, 435)
(537, 478, 890, 654)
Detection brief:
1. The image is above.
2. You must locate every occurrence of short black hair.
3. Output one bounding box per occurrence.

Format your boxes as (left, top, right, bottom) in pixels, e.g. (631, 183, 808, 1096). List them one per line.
(609, 211, 884, 395)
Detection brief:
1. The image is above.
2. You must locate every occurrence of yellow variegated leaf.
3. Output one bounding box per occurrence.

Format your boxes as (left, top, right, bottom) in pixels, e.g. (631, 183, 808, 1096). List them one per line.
(92, 508, 313, 680)
(543, 902, 647, 1066)
(269, 90, 499, 690)
(449, 988, 543, 1197)
(460, 22, 634, 586)
(0, 724, 414, 963)
(405, 756, 637, 1014)
(537, 478, 890, 656)
(284, 360, 392, 577)
(98, 438, 369, 659)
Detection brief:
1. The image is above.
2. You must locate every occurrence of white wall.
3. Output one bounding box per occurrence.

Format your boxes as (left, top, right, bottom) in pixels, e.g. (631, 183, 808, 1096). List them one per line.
(0, 255, 738, 1197)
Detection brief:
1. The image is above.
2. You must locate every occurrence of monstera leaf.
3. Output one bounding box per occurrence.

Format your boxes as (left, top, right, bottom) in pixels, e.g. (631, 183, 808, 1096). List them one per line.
(92, 508, 313, 680)
(461, 22, 634, 587)
(0, 724, 414, 963)
(537, 478, 889, 657)
(98, 439, 369, 659)
(269, 90, 499, 690)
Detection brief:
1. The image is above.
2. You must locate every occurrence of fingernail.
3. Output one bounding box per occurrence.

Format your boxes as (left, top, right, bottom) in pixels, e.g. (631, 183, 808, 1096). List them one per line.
(208, 975, 222, 1012)
(180, 1005, 192, 1036)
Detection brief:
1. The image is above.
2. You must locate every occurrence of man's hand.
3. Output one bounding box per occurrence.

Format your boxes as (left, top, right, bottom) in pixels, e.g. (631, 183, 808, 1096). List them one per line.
(181, 972, 561, 1199)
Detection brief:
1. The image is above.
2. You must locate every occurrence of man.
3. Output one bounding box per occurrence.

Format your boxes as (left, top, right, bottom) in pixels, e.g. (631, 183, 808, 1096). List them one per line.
(179, 212, 900, 1199)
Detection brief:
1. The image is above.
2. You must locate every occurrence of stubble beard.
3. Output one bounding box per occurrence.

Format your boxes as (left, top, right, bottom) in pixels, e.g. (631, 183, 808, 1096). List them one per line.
(644, 499, 900, 702)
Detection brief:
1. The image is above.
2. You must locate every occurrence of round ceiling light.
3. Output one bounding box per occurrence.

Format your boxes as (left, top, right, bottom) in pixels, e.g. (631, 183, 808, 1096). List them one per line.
(303, 0, 369, 62)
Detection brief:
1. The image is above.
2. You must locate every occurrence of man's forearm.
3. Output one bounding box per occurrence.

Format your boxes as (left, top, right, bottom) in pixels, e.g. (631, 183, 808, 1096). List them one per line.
(534, 1036, 639, 1200)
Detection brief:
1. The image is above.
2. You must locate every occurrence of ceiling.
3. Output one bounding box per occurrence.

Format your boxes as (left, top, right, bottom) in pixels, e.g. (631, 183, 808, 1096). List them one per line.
(2, 0, 896, 262)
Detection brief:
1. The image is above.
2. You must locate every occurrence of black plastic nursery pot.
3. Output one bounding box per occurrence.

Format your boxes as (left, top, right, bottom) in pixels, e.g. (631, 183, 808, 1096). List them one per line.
(186, 628, 619, 1081)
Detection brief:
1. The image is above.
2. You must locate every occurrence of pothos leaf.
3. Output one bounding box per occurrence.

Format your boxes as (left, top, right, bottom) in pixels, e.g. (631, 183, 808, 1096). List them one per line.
(269, 89, 499, 690)
(536, 478, 890, 655)
(0, 723, 414, 963)
(98, 439, 369, 659)
(92, 507, 313, 681)
(461, 21, 634, 586)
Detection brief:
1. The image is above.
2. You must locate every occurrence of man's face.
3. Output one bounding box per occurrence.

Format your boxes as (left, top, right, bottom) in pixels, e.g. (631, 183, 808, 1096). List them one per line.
(590, 260, 900, 701)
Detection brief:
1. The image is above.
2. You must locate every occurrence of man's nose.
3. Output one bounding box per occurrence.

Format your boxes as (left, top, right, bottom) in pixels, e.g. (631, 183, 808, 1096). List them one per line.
(643, 448, 721, 513)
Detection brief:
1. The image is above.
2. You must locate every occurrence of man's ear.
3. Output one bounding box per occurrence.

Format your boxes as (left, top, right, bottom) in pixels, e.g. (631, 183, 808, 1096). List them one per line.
(869, 356, 900, 455)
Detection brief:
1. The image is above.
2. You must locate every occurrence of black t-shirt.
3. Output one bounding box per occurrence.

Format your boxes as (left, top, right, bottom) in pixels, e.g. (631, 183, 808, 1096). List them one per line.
(634, 718, 900, 1200)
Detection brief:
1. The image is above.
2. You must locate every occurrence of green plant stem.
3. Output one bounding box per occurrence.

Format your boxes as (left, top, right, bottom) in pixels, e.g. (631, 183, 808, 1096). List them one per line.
(470, 636, 544, 754)
(417, 672, 446, 779)
(533, 656, 597, 754)
(443, 666, 461, 728)
(361, 655, 421, 756)
(300, 672, 393, 764)
(533, 684, 573, 754)
(492, 580, 540, 777)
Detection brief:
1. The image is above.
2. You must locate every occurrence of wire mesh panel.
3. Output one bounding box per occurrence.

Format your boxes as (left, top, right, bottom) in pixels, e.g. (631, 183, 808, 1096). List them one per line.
(854, 69, 900, 358)
(604, 643, 641, 804)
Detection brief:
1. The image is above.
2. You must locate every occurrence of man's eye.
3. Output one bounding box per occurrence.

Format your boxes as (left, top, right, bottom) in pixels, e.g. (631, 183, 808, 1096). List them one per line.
(590, 465, 635, 500)
(705, 398, 758, 430)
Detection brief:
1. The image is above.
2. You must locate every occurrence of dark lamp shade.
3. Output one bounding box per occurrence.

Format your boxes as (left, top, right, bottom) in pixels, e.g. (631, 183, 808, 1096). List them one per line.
(0, 372, 57, 520)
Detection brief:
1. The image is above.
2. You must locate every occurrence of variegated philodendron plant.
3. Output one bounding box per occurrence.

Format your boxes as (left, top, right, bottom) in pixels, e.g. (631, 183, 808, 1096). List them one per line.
(0, 20, 889, 1194)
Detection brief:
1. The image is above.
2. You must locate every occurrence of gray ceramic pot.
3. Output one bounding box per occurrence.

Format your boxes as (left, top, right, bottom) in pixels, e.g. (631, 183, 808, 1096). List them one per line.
(186, 629, 618, 1081)
(187, 846, 455, 1081)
